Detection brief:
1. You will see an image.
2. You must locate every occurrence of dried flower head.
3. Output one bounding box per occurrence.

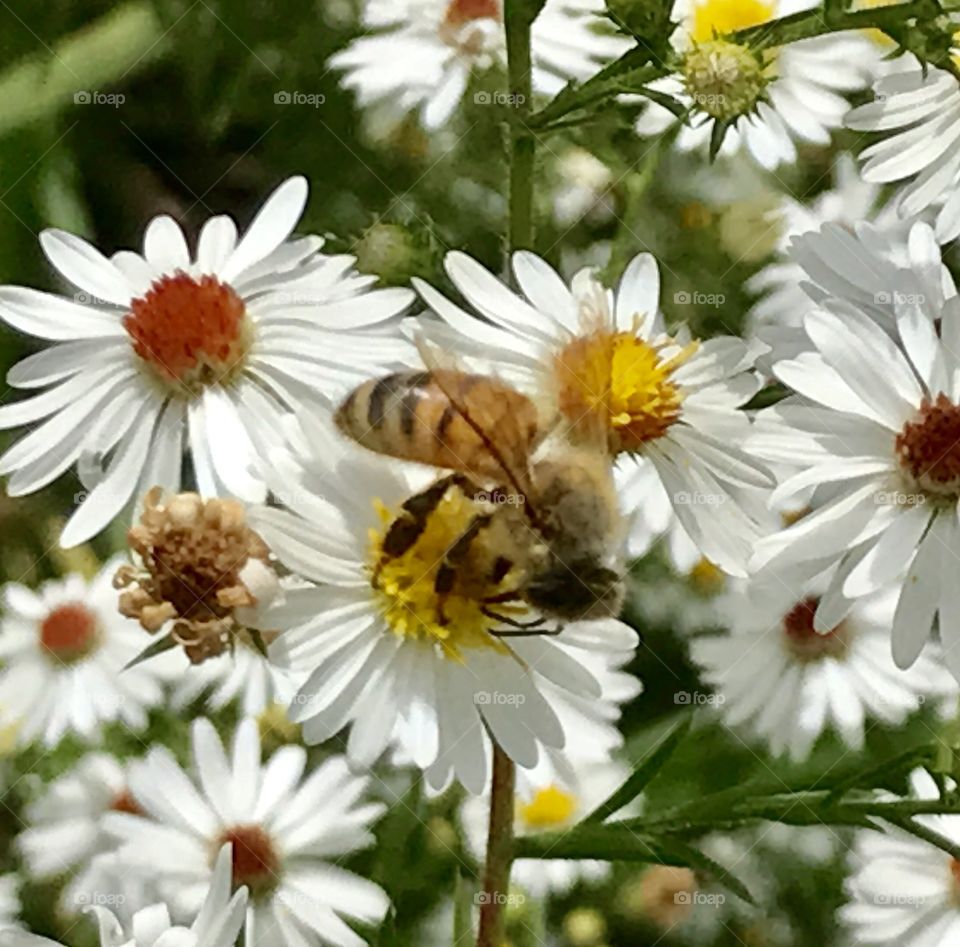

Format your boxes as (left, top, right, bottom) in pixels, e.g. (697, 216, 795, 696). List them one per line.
(114, 488, 279, 664)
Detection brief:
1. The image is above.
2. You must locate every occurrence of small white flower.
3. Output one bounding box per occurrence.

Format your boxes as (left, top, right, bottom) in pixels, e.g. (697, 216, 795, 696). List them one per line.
(841, 769, 960, 945)
(847, 53, 960, 242)
(0, 560, 169, 746)
(0, 176, 414, 547)
(17, 753, 153, 922)
(783, 219, 956, 348)
(0, 844, 247, 947)
(105, 718, 389, 947)
(170, 646, 303, 718)
(750, 239, 960, 680)
(691, 573, 957, 761)
(412, 250, 773, 576)
(250, 414, 641, 794)
(636, 0, 878, 169)
(329, 0, 628, 129)
(746, 154, 907, 367)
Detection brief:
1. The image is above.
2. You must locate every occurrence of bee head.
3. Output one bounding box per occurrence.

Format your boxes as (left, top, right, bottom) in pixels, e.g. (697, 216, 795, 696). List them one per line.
(526, 557, 625, 621)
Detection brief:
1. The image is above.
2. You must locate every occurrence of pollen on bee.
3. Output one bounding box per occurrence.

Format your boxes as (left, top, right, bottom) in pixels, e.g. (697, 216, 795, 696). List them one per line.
(553, 326, 698, 455)
(368, 490, 522, 659)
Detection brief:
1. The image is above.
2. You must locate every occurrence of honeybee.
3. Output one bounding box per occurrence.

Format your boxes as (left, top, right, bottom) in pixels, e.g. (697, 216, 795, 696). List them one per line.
(334, 358, 625, 635)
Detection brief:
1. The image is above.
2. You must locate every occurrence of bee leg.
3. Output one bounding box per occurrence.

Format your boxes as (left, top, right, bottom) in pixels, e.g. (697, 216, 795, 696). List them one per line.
(481, 608, 546, 630)
(381, 473, 482, 563)
(483, 608, 563, 636)
(434, 512, 494, 625)
(482, 589, 525, 605)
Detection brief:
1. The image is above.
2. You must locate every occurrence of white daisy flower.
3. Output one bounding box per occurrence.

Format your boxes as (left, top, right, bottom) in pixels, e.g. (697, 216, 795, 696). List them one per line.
(460, 754, 631, 896)
(0, 877, 19, 930)
(329, 0, 629, 129)
(635, 0, 878, 169)
(170, 645, 303, 718)
(249, 412, 641, 794)
(691, 573, 957, 761)
(840, 768, 960, 945)
(746, 154, 905, 368)
(847, 52, 960, 242)
(0, 176, 414, 547)
(105, 717, 389, 947)
(750, 249, 960, 679)
(411, 249, 773, 576)
(0, 560, 169, 746)
(783, 219, 956, 347)
(0, 844, 247, 947)
(17, 753, 153, 922)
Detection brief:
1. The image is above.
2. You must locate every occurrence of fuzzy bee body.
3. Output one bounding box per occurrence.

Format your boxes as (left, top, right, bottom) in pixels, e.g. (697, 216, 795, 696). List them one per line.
(335, 362, 626, 630)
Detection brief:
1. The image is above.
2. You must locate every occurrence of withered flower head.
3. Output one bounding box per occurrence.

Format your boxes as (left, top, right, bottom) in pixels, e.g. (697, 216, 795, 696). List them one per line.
(114, 487, 278, 664)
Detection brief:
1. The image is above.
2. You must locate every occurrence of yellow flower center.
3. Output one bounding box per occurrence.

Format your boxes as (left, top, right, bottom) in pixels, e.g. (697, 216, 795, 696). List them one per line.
(690, 0, 775, 43)
(852, 0, 906, 50)
(689, 558, 725, 595)
(554, 328, 697, 455)
(517, 784, 579, 830)
(368, 492, 520, 661)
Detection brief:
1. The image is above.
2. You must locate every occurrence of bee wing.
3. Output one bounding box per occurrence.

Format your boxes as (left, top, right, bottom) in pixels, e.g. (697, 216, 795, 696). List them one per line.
(414, 339, 538, 501)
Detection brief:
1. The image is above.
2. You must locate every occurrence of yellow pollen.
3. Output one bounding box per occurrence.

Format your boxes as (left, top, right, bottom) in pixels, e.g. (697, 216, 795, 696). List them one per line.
(368, 493, 519, 660)
(689, 558, 725, 595)
(690, 0, 776, 43)
(518, 784, 579, 830)
(554, 326, 698, 455)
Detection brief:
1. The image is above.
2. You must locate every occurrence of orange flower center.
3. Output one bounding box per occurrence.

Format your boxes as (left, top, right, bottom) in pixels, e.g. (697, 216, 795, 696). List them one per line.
(218, 824, 280, 898)
(444, 0, 499, 25)
(782, 597, 848, 661)
(39, 603, 100, 664)
(896, 394, 960, 495)
(123, 272, 251, 392)
(109, 789, 143, 815)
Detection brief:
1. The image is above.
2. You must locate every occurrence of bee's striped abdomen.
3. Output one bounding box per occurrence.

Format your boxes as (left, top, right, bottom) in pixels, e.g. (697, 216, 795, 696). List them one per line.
(335, 369, 541, 484)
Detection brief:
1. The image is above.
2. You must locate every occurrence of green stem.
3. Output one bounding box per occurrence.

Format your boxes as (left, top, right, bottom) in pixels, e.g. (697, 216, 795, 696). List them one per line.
(476, 743, 516, 947)
(0, 1, 167, 136)
(504, 0, 538, 255)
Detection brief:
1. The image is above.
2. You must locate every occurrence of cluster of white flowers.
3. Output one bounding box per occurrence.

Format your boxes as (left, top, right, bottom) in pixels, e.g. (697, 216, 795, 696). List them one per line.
(4, 0, 960, 944)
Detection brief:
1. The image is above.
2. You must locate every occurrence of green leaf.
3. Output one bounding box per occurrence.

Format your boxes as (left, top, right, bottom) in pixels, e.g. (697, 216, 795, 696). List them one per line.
(652, 836, 755, 904)
(709, 118, 733, 162)
(824, 744, 932, 804)
(453, 871, 474, 946)
(123, 633, 179, 671)
(584, 715, 692, 823)
(636, 86, 689, 121)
